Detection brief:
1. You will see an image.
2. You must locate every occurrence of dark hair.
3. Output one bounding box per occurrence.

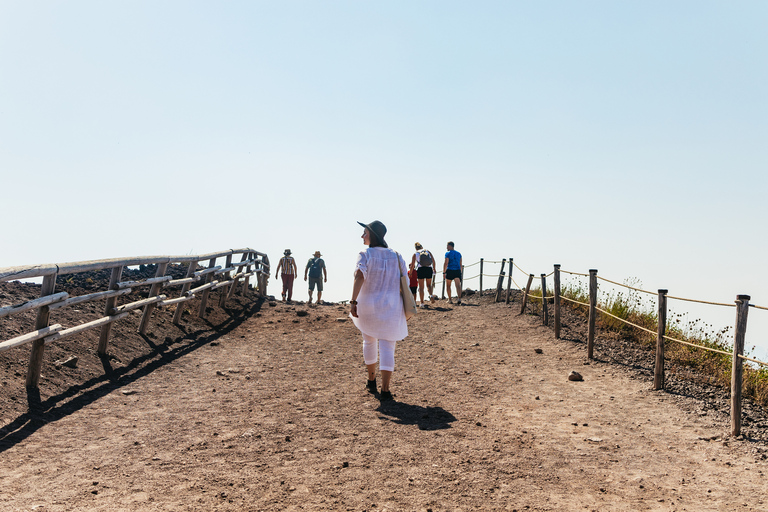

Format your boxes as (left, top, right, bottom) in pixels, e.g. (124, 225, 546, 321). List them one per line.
(369, 230, 388, 248)
(447, 241, 455, 248)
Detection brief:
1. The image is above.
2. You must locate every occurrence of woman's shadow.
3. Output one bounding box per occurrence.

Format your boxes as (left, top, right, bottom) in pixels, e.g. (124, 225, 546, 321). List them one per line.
(376, 400, 457, 430)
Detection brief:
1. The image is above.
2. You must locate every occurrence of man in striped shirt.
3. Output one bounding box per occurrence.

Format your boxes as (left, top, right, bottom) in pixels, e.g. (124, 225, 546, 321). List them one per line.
(275, 249, 298, 302)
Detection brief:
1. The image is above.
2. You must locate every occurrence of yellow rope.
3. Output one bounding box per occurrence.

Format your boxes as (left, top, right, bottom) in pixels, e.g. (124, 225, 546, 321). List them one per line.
(560, 269, 589, 277)
(666, 295, 735, 307)
(513, 261, 529, 276)
(750, 304, 768, 311)
(596, 275, 657, 296)
(560, 295, 590, 307)
(739, 354, 768, 367)
(595, 306, 658, 337)
(463, 273, 481, 281)
(663, 334, 733, 357)
(464, 261, 481, 268)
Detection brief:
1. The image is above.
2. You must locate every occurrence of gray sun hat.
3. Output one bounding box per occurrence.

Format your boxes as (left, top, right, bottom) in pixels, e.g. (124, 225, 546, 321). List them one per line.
(357, 220, 388, 248)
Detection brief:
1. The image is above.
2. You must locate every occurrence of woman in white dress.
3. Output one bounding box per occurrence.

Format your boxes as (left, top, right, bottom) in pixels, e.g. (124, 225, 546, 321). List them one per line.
(350, 220, 408, 401)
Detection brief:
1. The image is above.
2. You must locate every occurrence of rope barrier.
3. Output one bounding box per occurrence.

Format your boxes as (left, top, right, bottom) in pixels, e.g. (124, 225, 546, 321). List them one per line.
(663, 334, 733, 357)
(560, 269, 589, 277)
(513, 261, 529, 276)
(595, 306, 658, 337)
(463, 273, 481, 281)
(484, 260, 503, 264)
(560, 295, 590, 307)
(750, 304, 768, 312)
(596, 275, 657, 296)
(594, 306, 736, 357)
(739, 354, 768, 367)
(666, 295, 735, 308)
(463, 261, 481, 268)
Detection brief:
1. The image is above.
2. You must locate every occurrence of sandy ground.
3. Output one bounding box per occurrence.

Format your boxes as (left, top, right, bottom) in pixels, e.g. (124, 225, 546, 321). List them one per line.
(1, 289, 767, 511)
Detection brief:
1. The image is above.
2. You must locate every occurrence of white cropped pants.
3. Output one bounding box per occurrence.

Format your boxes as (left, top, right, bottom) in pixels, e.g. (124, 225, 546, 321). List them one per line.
(362, 333, 397, 372)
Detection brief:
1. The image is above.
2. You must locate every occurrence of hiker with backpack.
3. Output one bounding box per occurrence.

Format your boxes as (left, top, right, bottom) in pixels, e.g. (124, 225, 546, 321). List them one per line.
(304, 250, 327, 305)
(410, 243, 437, 308)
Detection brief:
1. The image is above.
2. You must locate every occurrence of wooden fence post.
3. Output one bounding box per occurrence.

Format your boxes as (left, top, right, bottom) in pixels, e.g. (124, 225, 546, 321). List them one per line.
(479, 258, 484, 296)
(441, 273, 446, 300)
(98, 265, 124, 355)
(519, 274, 533, 315)
(731, 294, 750, 437)
(26, 273, 58, 388)
(588, 269, 598, 360)
(541, 274, 548, 326)
(505, 257, 513, 304)
(199, 256, 217, 318)
(654, 289, 668, 390)
(173, 261, 198, 325)
(228, 253, 247, 301)
(553, 265, 561, 338)
(139, 262, 168, 334)
(219, 254, 233, 307)
(495, 259, 506, 302)
(242, 252, 253, 295)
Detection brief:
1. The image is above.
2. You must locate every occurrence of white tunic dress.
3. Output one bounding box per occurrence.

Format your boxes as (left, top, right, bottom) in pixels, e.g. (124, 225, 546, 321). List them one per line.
(351, 247, 408, 341)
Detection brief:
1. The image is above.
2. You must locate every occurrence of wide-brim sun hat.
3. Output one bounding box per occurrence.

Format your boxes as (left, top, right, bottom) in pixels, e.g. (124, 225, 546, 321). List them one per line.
(313, 251, 322, 257)
(284, 249, 292, 255)
(357, 220, 388, 248)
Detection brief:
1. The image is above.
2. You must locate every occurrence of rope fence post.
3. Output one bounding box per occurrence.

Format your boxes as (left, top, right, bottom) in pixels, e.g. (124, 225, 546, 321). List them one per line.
(505, 257, 513, 304)
(519, 274, 533, 315)
(441, 273, 446, 300)
(654, 289, 668, 390)
(479, 258, 483, 296)
(495, 258, 506, 302)
(26, 273, 58, 388)
(731, 294, 750, 437)
(553, 264, 561, 338)
(139, 262, 168, 334)
(541, 273, 548, 326)
(588, 269, 598, 360)
(98, 265, 124, 355)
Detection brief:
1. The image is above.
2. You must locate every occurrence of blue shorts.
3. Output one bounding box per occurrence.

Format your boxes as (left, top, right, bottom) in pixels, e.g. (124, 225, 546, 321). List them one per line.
(308, 277, 323, 291)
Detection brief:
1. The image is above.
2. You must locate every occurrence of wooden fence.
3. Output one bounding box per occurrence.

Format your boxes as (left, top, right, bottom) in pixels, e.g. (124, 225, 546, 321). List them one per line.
(0, 248, 270, 389)
(433, 259, 767, 437)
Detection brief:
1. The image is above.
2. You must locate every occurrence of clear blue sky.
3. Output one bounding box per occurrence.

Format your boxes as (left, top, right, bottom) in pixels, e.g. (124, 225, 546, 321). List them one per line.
(1, 2, 767, 360)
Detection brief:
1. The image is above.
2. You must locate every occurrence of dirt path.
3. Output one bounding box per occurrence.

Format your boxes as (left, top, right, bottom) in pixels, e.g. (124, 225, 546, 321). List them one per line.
(1, 293, 766, 511)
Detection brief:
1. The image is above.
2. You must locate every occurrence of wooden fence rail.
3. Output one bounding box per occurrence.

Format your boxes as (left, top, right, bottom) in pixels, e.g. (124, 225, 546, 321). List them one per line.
(0, 248, 270, 390)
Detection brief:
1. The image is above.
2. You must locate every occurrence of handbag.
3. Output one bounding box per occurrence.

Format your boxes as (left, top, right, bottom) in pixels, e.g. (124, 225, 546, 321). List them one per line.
(396, 251, 417, 320)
